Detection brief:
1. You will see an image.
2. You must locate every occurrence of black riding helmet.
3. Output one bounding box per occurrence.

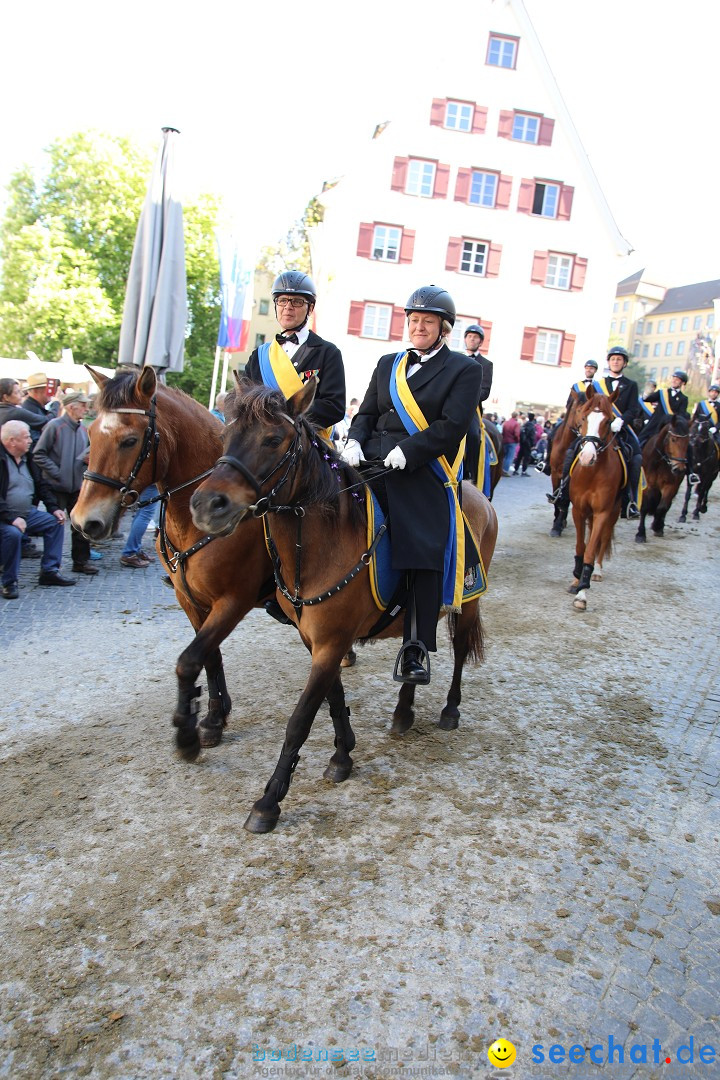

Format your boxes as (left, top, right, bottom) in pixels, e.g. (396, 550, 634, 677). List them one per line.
(271, 271, 316, 302)
(672, 369, 689, 384)
(584, 359, 598, 370)
(606, 346, 630, 364)
(405, 285, 456, 327)
(710, 384, 720, 393)
(464, 323, 485, 341)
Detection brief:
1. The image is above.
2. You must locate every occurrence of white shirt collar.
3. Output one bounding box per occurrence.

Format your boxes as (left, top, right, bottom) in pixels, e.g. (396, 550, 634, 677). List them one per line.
(279, 324, 310, 358)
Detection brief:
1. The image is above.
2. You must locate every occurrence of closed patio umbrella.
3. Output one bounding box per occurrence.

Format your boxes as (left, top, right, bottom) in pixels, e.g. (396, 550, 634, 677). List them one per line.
(117, 127, 187, 378)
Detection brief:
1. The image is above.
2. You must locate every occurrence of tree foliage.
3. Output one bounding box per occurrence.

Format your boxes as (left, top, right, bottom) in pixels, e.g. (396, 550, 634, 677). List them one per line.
(0, 131, 223, 400)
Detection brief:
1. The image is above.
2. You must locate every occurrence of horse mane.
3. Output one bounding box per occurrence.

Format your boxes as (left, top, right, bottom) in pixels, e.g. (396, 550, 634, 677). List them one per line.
(670, 414, 690, 436)
(229, 383, 366, 529)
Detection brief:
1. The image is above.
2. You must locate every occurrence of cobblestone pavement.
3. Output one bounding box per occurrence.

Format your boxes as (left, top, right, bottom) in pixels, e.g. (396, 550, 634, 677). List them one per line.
(1, 478, 718, 1079)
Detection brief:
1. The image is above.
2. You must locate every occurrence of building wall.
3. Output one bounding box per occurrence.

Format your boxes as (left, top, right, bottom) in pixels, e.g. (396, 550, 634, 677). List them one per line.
(307, 0, 629, 417)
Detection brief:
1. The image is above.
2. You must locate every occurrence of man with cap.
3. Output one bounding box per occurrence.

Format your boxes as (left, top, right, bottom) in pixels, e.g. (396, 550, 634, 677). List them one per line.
(537, 360, 599, 475)
(32, 391, 98, 576)
(690, 383, 720, 451)
(462, 324, 493, 483)
(21, 373, 54, 447)
(244, 270, 346, 624)
(1, 420, 76, 597)
(638, 369, 689, 446)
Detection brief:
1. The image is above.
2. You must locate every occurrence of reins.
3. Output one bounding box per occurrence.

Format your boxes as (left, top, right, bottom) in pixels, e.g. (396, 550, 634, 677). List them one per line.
(656, 426, 689, 469)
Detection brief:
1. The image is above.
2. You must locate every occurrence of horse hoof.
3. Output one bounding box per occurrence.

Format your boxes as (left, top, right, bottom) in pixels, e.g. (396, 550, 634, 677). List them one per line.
(438, 710, 459, 731)
(198, 722, 224, 748)
(340, 649, 357, 669)
(244, 804, 281, 834)
(567, 582, 580, 594)
(174, 729, 201, 762)
(391, 712, 415, 735)
(323, 758, 353, 783)
(591, 572, 603, 582)
(573, 598, 587, 611)
(652, 529, 664, 537)
(550, 527, 562, 537)
(635, 535, 646, 544)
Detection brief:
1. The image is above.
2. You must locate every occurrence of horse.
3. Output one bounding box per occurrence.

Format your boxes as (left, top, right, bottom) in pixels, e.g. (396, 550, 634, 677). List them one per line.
(71, 366, 274, 751)
(636, 415, 689, 543)
(548, 390, 583, 537)
(678, 419, 719, 522)
(190, 377, 498, 834)
(481, 417, 503, 501)
(566, 387, 625, 611)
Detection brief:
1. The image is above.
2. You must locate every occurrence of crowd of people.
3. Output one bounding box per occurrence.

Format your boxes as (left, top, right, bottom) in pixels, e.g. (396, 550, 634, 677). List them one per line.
(3, 278, 717, 688)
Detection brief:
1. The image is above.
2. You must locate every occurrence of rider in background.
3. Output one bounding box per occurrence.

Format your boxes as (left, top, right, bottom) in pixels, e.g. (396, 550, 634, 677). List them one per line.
(549, 346, 642, 518)
(690, 383, 720, 451)
(538, 359, 598, 476)
(638, 369, 689, 447)
(462, 324, 493, 483)
(342, 285, 481, 685)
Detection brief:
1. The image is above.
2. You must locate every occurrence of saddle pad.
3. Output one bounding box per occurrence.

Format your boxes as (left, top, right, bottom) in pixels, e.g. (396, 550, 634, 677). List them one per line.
(365, 488, 487, 611)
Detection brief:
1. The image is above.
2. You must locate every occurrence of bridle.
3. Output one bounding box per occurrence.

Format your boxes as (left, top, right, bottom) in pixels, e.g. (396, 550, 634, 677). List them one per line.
(656, 424, 688, 471)
(576, 407, 617, 456)
(83, 396, 160, 507)
(213, 412, 305, 517)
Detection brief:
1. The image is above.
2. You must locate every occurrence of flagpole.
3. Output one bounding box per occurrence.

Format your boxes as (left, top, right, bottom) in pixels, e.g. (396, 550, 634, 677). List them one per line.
(220, 350, 231, 394)
(209, 345, 222, 409)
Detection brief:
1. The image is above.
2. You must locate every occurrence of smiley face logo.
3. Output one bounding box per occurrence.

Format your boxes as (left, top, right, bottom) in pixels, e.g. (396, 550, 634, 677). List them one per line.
(488, 1039, 517, 1068)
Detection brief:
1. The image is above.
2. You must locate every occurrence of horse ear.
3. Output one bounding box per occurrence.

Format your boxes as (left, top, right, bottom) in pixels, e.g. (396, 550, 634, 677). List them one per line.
(586, 383, 595, 399)
(85, 364, 108, 390)
(137, 365, 157, 401)
(287, 375, 317, 419)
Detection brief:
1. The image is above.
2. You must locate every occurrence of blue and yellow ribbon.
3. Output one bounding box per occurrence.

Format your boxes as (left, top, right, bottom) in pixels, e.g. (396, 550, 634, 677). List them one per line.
(698, 400, 719, 426)
(389, 351, 466, 610)
(593, 378, 623, 418)
(258, 341, 331, 439)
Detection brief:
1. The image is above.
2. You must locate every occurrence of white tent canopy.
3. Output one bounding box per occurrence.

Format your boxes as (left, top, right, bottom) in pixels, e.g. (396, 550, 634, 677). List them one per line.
(0, 357, 116, 389)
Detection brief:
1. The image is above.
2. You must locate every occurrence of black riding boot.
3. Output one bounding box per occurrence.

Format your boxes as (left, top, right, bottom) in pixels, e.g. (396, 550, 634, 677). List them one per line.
(626, 454, 642, 518)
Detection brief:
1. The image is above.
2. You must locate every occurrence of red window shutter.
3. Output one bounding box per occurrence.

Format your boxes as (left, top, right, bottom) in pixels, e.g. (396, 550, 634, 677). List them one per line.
(485, 243, 502, 278)
(520, 327, 537, 361)
(472, 105, 488, 134)
(570, 256, 588, 292)
(390, 306, 406, 341)
(399, 229, 415, 264)
(445, 237, 463, 272)
(347, 302, 364, 336)
(430, 98, 446, 126)
(531, 251, 548, 285)
(356, 223, 373, 259)
(481, 321, 492, 353)
(496, 174, 513, 209)
(391, 157, 409, 192)
(454, 167, 471, 203)
(517, 179, 535, 214)
(560, 333, 576, 367)
(538, 117, 555, 146)
(557, 184, 575, 220)
(497, 110, 514, 139)
(434, 163, 450, 198)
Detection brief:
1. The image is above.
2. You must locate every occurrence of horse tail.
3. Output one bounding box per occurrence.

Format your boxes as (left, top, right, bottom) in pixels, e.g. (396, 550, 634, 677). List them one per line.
(447, 606, 485, 663)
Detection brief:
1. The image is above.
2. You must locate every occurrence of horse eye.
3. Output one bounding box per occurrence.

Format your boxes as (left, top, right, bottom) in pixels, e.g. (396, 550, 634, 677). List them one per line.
(262, 435, 283, 449)
(120, 436, 138, 450)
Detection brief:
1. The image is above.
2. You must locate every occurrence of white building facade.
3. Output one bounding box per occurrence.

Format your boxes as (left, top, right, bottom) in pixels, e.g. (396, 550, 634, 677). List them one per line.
(308, 0, 631, 417)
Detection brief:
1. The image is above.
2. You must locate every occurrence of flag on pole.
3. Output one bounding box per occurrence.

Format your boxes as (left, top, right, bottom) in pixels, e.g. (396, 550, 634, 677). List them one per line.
(217, 237, 254, 353)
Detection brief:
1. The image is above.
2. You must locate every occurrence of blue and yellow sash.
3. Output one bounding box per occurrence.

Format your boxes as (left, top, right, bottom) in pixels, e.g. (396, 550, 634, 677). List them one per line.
(389, 351, 466, 610)
(258, 341, 331, 439)
(639, 398, 655, 418)
(656, 388, 674, 415)
(699, 400, 719, 426)
(593, 378, 623, 418)
(571, 379, 591, 396)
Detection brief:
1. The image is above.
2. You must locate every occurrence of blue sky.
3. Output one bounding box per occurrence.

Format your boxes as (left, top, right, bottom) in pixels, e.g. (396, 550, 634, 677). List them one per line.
(1, 0, 716, 288)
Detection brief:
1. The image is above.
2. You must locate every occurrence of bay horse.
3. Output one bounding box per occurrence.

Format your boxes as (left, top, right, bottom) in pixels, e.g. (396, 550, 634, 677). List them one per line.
(566, 387, 625, 611)
(190, 378, 498, 834)
(71, 366, 273, 751)
(548, 390, 583, 537)
(678, 419, 719, 522)
(636, 415, 689, 543)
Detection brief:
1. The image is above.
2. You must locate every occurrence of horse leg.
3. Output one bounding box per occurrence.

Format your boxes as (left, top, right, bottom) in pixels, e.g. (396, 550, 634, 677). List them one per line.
(679, 479, 692, 522)
(341, 649, 357, 668)
(173, 600, 240, 759)
(391, 683, 417, 735)
(635, 506, 648, 543)
(244, 654, 340, 834)
(201, 650, 231, 748)
(438, 604, 483, 731)
(652, 497, 671, 536)
(572, 560, 594, 612)
(324, 674, 356, 782)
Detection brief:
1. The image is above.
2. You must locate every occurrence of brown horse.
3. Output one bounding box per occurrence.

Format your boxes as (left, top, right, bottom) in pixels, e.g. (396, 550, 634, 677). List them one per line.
(636, 415, 689, 543)
(190, 377, 498, 834)
(678, 419, 719, 522)
(548, 390, 583, 537)
(566, 387, 625, 611)
(71, 366, 273, 751)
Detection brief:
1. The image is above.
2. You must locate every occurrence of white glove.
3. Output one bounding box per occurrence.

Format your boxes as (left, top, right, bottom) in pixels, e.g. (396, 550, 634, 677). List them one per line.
(341, 439, 364, 467)
(710, 427, 717, 434)
(384, 446, 407, 470)
(610, 417, 624, 433)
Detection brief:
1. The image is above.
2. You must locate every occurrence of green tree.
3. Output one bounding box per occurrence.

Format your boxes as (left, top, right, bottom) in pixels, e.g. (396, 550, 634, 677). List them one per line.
(256, 197, 323, 277)
(0, 131, 223, 400)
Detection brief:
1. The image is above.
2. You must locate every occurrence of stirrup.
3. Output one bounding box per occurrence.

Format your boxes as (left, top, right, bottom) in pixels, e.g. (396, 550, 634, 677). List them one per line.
(546, 488, 563, 504)
(393, 640, 431, 685)
(627, 502, 640, 519)
(688, 473, 701, 485)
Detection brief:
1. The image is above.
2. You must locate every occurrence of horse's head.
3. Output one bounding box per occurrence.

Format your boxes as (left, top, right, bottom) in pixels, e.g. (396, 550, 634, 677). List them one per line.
(72, 365, 162, 540)
(575, 385, 617, 466)
(690, 418, 711, 450)
(660, 414, 689, 473)
(190, 376, 318, 536)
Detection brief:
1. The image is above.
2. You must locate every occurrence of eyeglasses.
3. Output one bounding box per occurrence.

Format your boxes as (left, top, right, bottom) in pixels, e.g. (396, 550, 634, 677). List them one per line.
(276, 297, 308, 309)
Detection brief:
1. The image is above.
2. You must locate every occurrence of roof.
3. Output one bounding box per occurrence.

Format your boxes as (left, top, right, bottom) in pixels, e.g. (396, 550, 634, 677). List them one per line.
(648, 279, 720, 315)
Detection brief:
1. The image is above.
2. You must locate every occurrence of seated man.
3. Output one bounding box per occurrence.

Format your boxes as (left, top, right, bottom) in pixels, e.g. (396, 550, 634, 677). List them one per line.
(0, 421, 76, 598)
(638, 369, 689, 446)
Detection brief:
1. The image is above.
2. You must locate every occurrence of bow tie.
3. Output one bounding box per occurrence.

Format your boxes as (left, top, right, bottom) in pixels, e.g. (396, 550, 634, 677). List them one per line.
(277, 333, 299, 346)
(408, 350, 428, 363)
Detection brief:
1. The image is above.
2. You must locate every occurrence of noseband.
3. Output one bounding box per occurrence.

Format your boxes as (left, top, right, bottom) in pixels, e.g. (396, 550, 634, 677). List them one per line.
(83, 396, 159, 507)
(213, 413, 304, 516)
(658, 426, 688, 469)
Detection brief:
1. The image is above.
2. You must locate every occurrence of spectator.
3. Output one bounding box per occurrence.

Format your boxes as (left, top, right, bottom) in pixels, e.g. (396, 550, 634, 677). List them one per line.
(501, 412, 521, 475)
(210, 392, 227, 422)
(21, 373, 53, 447)
(513, 412, 538, 475)
(0, 378, 52, 438)
(332, 397, 359, 450)
(120, 486, 160, 569)
(1, 420, 76, 597)
(32, 391, 99, 576)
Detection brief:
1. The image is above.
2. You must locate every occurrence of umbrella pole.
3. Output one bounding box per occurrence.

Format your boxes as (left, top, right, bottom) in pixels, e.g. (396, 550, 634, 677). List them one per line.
(209, 346, 222, 409)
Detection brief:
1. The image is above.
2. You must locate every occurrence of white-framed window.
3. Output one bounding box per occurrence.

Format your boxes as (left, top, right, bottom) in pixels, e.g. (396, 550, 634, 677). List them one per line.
(460, 240, 488, 276)
(642, 344, 649, 358)
(372, 225, 402, 262)
(708, 314, 714, 328)
(649, 368, 657, 380)
(693, 315, 702, 329)
(362, 303, 392, 339)
(259, 299, 270, 316)
(657, 319, 665, 332)
(636, 319, 644, 334)
(487, 34, 517, 68)
(653, 344, 661, 357)
(512, 113, 539, 143)
(545, 254, 573, 290)
(610, 320, 616, 332)
(534, 330, 562, 365)
(469, 171, 498, 207)
(613, 302, 618, 313)
(406, 159, 436, 197)
(620, 318, 627, 332)
(646, 323, 653, 334)
(677, 341, 685, 355)
(532, 181, 560, 217)
(445, 101, 473, 132)
(681, 317, 689, 330)
(669, 318, 676, 331)
(623, 301, 629, 312)
(661, 366, 669, 381)
(664, 342, 673, 356)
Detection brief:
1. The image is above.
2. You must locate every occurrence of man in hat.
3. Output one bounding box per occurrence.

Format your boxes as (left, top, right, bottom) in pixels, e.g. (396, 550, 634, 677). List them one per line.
(33, 391, 98, 576)
(21, 373, 53, 447)
(1, 420, 76, 597)
(638, 369, 689, 446)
